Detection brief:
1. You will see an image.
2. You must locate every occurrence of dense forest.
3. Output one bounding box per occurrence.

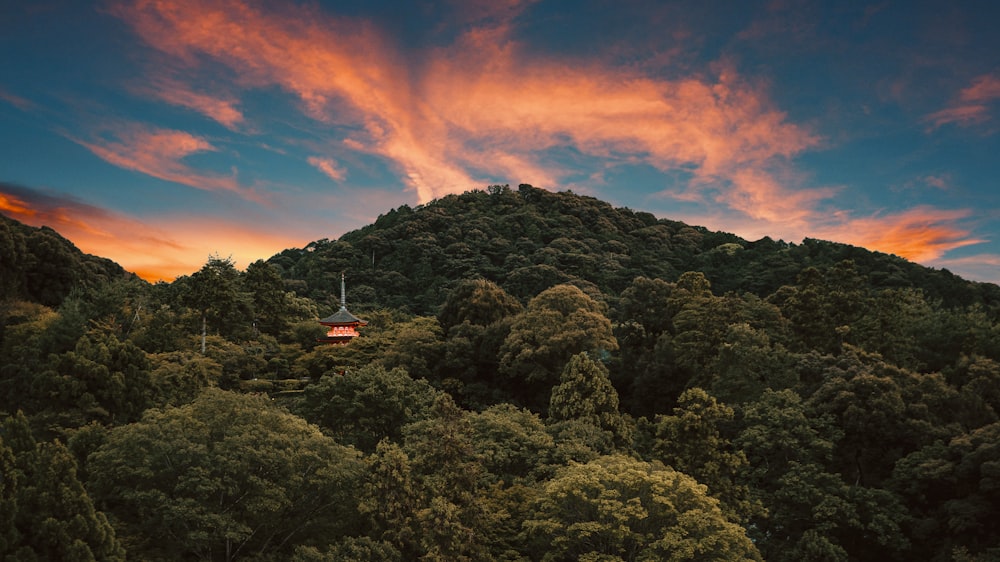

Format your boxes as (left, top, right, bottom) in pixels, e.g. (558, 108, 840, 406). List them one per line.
(2, 184, 1000, 561)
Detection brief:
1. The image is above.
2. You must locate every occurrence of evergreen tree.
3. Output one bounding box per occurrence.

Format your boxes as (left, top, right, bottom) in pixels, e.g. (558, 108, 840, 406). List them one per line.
(548, 352, 632, 450)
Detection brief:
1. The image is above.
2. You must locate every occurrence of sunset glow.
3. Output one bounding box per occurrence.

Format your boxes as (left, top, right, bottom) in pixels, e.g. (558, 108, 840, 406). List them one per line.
(1, 1, 998, 282)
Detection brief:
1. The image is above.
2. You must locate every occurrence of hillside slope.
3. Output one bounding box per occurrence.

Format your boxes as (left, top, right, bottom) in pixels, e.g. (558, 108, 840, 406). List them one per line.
(267, 184, 999, 314)
(0, 213, 132, 307)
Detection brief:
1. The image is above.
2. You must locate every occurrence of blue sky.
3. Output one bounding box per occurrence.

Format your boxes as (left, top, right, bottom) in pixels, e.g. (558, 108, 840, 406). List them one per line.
(1, 0, 999, 283)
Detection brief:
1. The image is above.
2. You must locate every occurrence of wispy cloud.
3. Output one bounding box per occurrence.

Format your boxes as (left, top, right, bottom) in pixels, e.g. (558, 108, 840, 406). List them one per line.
(0, 87, 35, 111)
(110, 0, 819, 209)
(135, 77, 244, 129)
(70, 121, 265, 202)
(0, 182, 307, 281)
(817, 206, 984, 263)
(922, 174, 952, 190)
(307, 156, 347, 182)
(926, 73, 1000, 130)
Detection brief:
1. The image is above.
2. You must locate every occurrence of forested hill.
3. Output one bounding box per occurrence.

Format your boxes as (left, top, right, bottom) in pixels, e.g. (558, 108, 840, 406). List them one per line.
(268, 183, 999, 314)
(0, 213, 131, 306)
(5, 186, 1000, 560)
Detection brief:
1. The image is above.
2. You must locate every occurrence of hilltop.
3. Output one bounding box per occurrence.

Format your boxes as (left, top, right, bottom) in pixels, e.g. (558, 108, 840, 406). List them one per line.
(267, 184, 999, 314)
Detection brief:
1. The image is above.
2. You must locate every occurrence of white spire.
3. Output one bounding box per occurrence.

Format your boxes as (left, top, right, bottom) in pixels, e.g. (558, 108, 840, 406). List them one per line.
(340, 272, 346, 310)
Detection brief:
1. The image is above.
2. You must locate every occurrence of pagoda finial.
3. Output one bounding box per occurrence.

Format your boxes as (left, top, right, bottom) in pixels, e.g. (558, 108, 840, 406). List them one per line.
(340, 272, 346, 310)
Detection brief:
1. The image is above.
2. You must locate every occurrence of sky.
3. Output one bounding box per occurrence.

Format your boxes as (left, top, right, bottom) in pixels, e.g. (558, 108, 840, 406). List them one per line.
(1, 0, 999, 284)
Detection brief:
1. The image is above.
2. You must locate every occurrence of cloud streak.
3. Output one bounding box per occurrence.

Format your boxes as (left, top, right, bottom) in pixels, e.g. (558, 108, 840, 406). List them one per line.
(0, 87, 34, 111)
(926, 73, 1000, 130)
(817, 206, 984, 263)
(136, 77, 244, 129)
(70, 122, 265, 202)
(308, 156, 346, 182)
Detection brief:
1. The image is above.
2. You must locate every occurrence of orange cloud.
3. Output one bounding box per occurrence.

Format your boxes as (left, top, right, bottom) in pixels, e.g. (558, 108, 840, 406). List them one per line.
(959, 74, 1000, 103)
(817, 207, 984, 263)
(138, 77, 244, 129)
(926, 73, 1000, 130)
(925, 104, 991, 129)
(0, 183, 308, 282)
(71, 122, 264, 202)
(307, 156, 347, 182)
(110, 0, 821, 217)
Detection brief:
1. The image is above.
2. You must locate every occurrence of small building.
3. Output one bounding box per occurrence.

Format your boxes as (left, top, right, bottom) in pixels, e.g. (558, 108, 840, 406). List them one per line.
(317, 273, 367, 345)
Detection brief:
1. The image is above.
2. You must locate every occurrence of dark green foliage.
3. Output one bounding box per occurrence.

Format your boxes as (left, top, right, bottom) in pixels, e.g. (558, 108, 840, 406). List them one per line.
(261, 186, 1000, 316)
(2, 412, 125, 561)
(0, 212, 132, 308)
(438, 278, 523, 333)
(499, 284, 617, 410)
(88, 389, 364, 561)
(891, 422, 1000, 561)
(293, 364, 442, 453)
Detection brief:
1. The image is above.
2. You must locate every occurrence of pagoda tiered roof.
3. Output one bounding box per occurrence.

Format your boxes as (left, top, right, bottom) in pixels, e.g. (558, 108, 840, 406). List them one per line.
(320, 307, 367, 325)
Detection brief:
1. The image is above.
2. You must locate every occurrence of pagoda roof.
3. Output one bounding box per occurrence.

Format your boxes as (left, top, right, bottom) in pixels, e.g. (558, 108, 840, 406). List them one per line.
(319, 306, 367, 325)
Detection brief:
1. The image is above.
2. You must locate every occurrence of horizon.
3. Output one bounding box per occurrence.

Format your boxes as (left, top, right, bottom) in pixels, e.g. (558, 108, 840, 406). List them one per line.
(1, 1, 998, 283)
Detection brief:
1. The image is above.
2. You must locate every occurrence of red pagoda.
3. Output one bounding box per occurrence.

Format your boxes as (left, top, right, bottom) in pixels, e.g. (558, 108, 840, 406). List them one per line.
(317, 273, 367, 345)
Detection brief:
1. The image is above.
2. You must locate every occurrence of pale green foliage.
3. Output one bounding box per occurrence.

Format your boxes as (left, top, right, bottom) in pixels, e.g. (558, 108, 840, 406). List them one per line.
(523, 455, 761, 561)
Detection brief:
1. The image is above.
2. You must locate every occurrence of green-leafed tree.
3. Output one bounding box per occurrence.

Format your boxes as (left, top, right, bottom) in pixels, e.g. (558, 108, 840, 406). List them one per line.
(710, 322, 795, 404)
(469, 403, 554, 485)
(181, 255, 252, 352)
(806, 347, 962, 487)
(891, 422, 1000, 561)
(147, 351, 223, 407)
(650, 388, 760, 523)
(522, 455, 761, 561)
(88, 389, 363, 561)
(548, 353, 632, 451)
(499, 284, 617, 410)
(438, 278, 523, 334)
(242, 259, 293, 337)
(27, 331, 152, 434)
(293, 364, 442, 453)
(360, 440, 420, 559)
(2, 412, 124, 561)
(401, 394, 496, 561)
(379, 317, 446, 382)
(0, 432, 19, 556)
